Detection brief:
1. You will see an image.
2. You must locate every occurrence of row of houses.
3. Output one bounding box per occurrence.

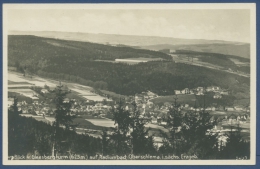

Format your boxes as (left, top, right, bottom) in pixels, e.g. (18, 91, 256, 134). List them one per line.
(135, 91, 158, 104)
(174, 86, 229, 97)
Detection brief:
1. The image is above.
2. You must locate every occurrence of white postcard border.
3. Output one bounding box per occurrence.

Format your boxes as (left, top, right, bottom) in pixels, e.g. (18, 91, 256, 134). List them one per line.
(2, 3, 257, 165)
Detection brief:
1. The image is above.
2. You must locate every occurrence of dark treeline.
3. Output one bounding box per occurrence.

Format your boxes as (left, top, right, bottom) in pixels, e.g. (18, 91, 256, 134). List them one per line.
(37, 61, 249, 96)
(8, 35, 171, 68)
(174, 50, 250, 73)
(9, 111, 102, 156)
(174, 50, 250, 62)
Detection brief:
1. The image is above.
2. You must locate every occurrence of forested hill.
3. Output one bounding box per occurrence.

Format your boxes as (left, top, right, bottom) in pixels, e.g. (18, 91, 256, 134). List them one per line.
(8, 35, 171, 67)
(8, 35, 249, 96)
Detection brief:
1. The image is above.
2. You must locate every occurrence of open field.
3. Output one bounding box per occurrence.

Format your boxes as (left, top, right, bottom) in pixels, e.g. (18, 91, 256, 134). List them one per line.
(8, 88, 38, 100)
(8, 71, 106, 102)
(209, 111, 249, 116)
(9, 72, 57, 88)
(229, 58, 250, 66)
(115, 57, 163, 64)
(73, 117, 109, 130)
(100, 89, 127, 100)
(151, 95, 196, 106)
(86, 119, 115, 128)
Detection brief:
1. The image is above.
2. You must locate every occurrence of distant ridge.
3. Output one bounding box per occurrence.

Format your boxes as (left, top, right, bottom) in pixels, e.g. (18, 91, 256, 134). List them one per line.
(9, 30, 250, 58)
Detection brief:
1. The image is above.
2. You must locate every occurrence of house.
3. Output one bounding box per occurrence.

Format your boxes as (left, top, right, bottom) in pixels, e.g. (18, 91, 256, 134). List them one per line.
(125, 104, 134, 111)
(151, 117, 158, 124)
(189, 90, 194, 94)
(33, 100, 39, 105)
(8, 98, 14, 108)
(228, 114, 237, 123)
(239, 118, 247, 124)
(210, 116, 218, 123)
(99, 113, 106, 118)
(63, 98, 70, 103)
(206, 107, 216, 111)
(94, 103, 104, 110)
(213, 93, 222, 99)
(217, 133, 228, 150)
(41, 89, 49, 94)
(161, 121, 167, 126)
(220, 91, 229, 95)
(17, 102, 22, 106)
(205, 107, 211, 111)
(197, 87, 204, 92)
(164, 102, 172, 108)
(206, 87, 213, 92)
(174, 90, 181, 95)
(234, 106, 244, 111)
(181, 88, 190, 94)
(225, 107, 234, 111)
(153, 137, 164, 149)
(212, 86, 220, 91)
(195, 87, 205, 95)
(146, 91, 158, 98)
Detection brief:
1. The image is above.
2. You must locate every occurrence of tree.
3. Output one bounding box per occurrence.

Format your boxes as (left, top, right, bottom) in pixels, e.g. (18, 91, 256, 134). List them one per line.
(180, 111, 218, 159)
(219, 124, 250, 159)
(52, 83, 75, 156)
(130, 102, 150, 155)
(9, 96, 22, 115)
(111, 99, 131, 155)
(101, 130, 109, 155)
(44, 84, 50, 91)
(161, 96, 219, 158)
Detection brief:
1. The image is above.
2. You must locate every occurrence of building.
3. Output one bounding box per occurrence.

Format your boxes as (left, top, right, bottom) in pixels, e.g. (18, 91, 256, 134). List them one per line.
(41, 89, 49, 94)
(234, 106, 244, 111)
(146, 91, 158, 98)
(220, 91, 229, 95)
(213, 93, 222, 99)
(115, 58, 162, 64)
(207, 86, 220, 92)
(151, 117, 158, 124)
(8, 97, 14, 108)
(225, 107, 234, 111)
(153, 137, 164, 149)
(174, 90, 181, 95)
(239, 118, 247, 124)
(63, 98, 70, 103)
(161, 121, 167, 126)
(196, 87, 204, 95)
(135, 94, 144, 103)
(217, 133, 228, 150)
(181, 88, 190, 94)
(94, 103, 104, 110)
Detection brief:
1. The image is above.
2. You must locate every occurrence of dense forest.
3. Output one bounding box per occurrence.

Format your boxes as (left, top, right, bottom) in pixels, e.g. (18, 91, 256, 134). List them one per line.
(8, 35, 249, 97)
(174, 50, 250, 74)
(8, 35, 171, 66)
(37, 61, 249, 96)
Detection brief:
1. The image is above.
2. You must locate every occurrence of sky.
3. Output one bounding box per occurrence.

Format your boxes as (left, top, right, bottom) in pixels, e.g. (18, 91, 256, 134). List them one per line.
(7, 8, 250, 43)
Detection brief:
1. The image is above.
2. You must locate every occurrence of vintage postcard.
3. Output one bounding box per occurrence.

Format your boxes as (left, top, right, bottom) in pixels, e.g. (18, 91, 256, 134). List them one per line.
(2, 3, 256, 165)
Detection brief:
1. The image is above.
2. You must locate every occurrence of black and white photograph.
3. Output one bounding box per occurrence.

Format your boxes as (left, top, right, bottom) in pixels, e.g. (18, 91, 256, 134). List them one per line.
(2, 3, 256, 165)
